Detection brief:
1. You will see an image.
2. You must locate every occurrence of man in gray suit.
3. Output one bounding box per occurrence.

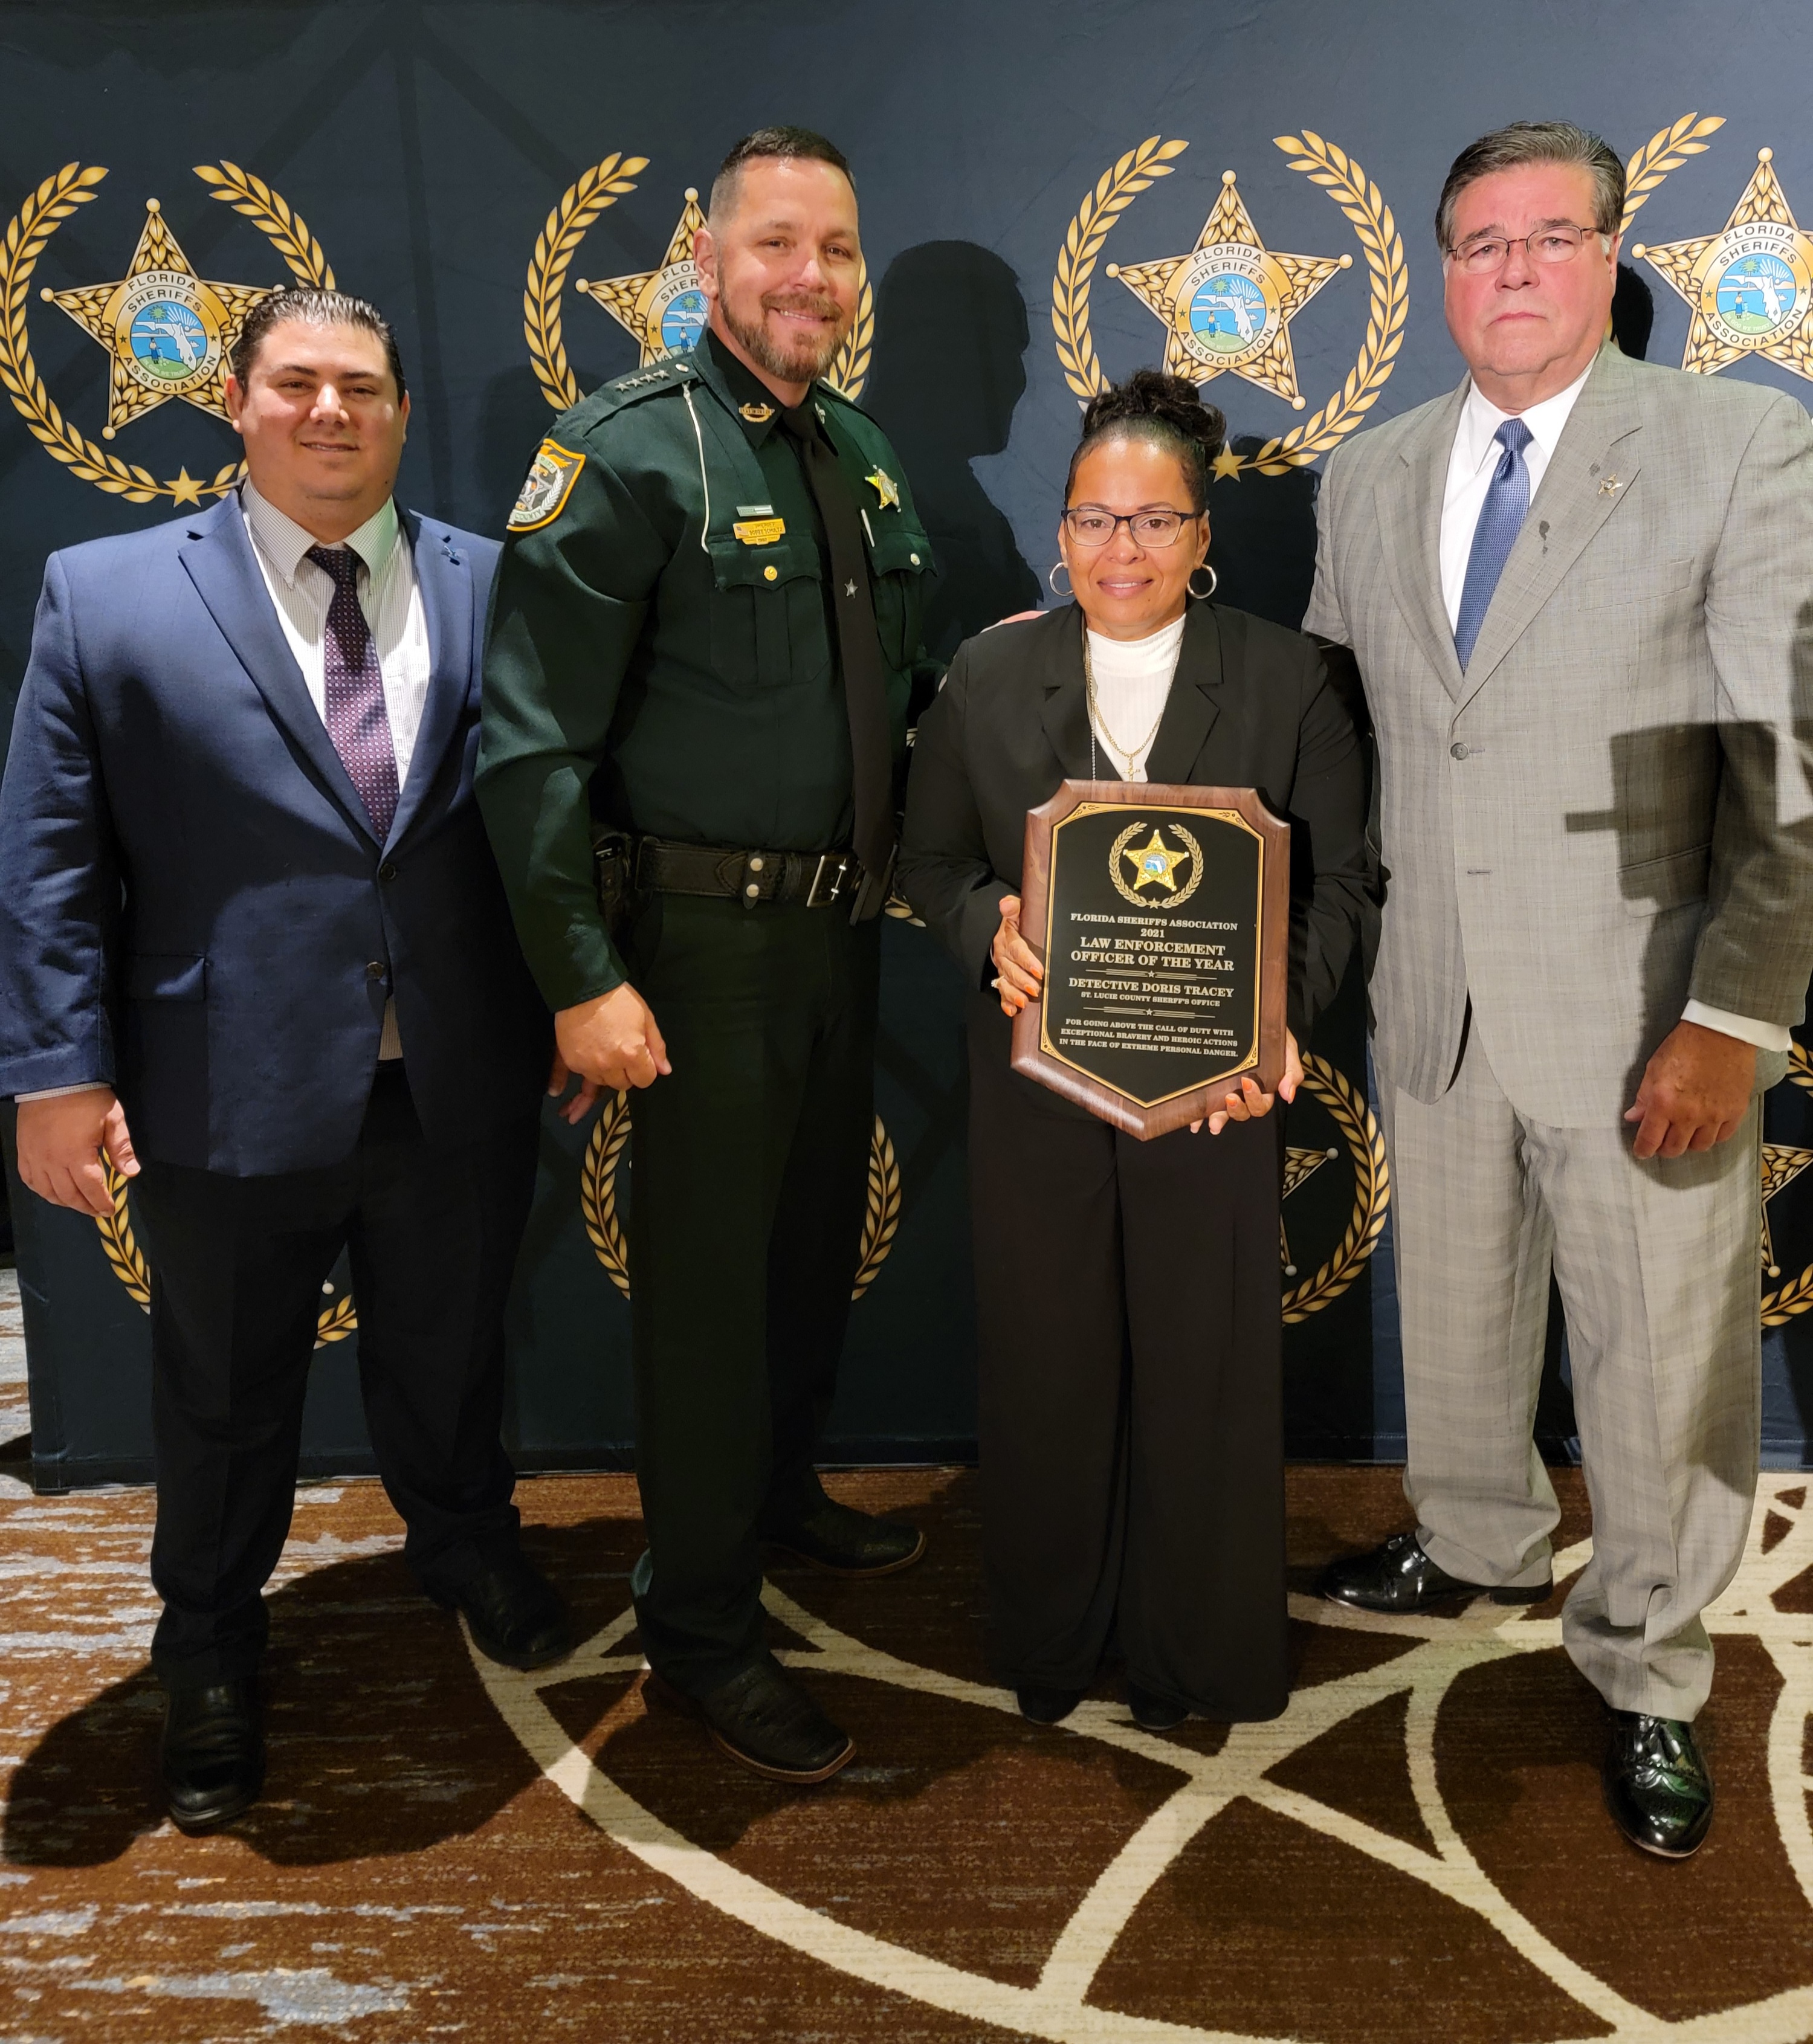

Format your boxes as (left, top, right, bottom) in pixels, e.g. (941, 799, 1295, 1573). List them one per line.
(1305, 121, 1813, 1859)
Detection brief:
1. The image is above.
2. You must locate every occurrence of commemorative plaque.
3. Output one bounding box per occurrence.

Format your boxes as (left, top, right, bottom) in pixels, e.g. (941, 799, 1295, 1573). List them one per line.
(1010, 782, 1290, 1140)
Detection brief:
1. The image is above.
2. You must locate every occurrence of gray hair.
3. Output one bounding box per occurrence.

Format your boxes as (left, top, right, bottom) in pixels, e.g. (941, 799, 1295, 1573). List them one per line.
(1436, 122, 1624, 254)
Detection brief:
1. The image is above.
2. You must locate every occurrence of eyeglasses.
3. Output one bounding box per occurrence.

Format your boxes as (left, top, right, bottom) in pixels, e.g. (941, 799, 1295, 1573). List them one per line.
(1446, 223, 1606, 275)
(1062, 508, 1198, 548)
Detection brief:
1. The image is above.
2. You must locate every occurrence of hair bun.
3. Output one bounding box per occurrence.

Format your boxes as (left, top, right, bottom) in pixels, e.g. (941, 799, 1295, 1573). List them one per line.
(1080, 369, 1226, 462)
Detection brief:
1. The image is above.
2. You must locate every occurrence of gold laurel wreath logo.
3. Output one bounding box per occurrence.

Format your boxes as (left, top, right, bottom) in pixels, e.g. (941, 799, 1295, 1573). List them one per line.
(1762, 1040, 1813, 1327)
(0, 161, 334, 505)
(526, 158, 875, 410)
(1108, 819, 1203, 910)
(523, 153, 650, 413)
(1052, 132, 1407, 477)
(1282, 1051, 1389, 1323)
(1617, 110, 1725, 234)
(580, 1095, 901, 1303)
(95, 1163, 357, 1346)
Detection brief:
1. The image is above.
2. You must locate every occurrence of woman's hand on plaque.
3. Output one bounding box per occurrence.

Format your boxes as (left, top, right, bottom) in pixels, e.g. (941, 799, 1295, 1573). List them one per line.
(990, 895, 1044, 1017)
(1192, 1031, 1302, 1135)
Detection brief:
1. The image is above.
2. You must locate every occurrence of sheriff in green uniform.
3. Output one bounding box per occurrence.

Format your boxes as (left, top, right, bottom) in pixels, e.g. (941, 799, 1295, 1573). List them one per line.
(478, 128, 939, 1785)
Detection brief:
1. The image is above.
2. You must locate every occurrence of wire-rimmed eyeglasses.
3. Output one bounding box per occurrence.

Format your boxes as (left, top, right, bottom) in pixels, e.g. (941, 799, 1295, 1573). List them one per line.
(1446, 223, 1608, 275)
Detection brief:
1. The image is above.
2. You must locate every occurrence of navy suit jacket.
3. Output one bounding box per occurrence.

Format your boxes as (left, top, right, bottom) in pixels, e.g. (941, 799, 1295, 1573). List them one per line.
(0, 494, 551, 1175)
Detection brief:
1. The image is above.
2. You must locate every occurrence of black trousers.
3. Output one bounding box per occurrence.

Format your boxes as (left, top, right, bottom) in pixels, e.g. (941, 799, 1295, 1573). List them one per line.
(968, 1012, 1288, 1720)
(131, 1065, 540, 1689)
(624, 894, 878, 1693)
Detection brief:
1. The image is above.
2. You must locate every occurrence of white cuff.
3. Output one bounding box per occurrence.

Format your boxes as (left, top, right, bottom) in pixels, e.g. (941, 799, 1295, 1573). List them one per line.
(15, 1082, 112, 1103)
(1681, 1001, 1794, 1054)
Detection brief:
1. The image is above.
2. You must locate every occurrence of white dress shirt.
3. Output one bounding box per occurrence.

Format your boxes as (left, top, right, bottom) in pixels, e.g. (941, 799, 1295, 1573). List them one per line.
(1438, 368, 1787, 1056)
(240, 482, 431, 1062)
(1085, 612, 1185, 781)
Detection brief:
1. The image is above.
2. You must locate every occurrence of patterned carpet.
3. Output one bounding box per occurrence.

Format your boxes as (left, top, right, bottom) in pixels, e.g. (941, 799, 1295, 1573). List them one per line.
(0, 1462, 1810, 2043)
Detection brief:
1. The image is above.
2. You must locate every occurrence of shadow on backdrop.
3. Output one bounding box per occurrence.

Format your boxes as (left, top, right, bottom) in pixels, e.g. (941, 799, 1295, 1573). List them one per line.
(861, 242, 1039, 662)
(1206, 437, 1320, 633)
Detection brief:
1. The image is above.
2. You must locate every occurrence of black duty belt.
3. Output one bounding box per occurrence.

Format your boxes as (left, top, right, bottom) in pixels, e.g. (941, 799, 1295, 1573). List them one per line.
(632, 834, 863, 910)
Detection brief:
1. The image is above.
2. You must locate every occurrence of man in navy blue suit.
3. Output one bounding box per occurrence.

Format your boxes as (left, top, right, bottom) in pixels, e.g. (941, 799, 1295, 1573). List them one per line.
(0, 289, 578, 1833)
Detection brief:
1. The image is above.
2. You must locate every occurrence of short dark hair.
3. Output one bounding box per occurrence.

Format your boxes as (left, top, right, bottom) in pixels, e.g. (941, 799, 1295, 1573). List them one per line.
(1066, 369, 1226, 515)
(1437, 121, 1624, 254)
(708, 126, 854, 224)
(230, 288, 407, 401)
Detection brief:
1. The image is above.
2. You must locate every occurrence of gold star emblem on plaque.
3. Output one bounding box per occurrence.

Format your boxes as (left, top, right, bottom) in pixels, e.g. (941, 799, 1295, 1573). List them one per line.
(1634, 148, 1813, 379)
(42, 197, 274, 436)
(1762, 1140, 1813, 1278)
(576, 188, 711, 366)
(866, 467, 900, 510)
(1281, 1143, 1340, 1276)
(1123, 828, 1188, 892)
(1107, 169, 1351, 407)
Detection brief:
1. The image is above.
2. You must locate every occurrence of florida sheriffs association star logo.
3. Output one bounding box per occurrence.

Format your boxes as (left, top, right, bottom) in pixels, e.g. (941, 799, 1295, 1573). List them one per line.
(1107, 168, 1351, 411)
(1123, 828, 1191, 892)
(0, 161, 336, 507)
(577, 187, 711, 365)
(1635, 147, 1813, 379)
(44, 197, 276, 439)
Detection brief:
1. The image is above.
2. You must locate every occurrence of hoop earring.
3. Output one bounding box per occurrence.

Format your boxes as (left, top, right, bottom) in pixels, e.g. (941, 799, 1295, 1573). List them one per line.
(1049, 561, 1073, 598)
(1188, 563, 1218, 600)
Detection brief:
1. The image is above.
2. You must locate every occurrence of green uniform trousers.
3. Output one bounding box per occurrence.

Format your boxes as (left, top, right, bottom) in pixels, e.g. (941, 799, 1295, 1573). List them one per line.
(623, 892, 879, 1692)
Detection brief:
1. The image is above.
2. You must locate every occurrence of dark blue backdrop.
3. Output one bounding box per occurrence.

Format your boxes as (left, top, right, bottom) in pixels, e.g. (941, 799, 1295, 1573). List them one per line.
(4, 0, 1813, 1484)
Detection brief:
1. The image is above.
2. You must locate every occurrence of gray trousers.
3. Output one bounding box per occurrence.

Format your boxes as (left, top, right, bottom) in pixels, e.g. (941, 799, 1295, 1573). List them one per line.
(1381, 1021, 1762, 1719)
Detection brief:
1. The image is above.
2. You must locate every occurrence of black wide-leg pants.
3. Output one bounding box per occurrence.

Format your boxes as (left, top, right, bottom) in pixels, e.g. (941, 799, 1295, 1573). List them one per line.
(131, 1065, 540, 1690)
(968, 1013, 1288, 1720)
(624, 895, 878, 1694)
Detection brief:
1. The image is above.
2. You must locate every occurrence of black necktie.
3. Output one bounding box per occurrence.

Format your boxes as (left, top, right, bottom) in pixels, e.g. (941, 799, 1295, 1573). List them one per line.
(778, 399, 894, 921)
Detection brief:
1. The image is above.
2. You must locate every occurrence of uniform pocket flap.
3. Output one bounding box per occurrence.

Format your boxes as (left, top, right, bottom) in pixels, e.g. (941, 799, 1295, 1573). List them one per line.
(1619, 843, 1711, 916)
(128, 952, 206, 1000)
(708, 534, 819, 590)
(867, 524, 934, 579)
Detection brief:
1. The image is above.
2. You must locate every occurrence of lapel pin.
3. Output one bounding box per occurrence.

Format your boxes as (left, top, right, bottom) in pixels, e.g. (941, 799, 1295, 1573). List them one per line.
(1598, 474, 1623, 496)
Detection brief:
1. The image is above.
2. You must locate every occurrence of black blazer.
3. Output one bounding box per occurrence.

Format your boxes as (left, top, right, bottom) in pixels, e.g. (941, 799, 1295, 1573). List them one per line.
(898, 600, 1373, 1047)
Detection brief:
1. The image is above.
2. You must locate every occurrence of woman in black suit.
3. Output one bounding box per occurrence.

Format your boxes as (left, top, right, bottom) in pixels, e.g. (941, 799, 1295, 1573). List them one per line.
(898, 372, 1371, 1730)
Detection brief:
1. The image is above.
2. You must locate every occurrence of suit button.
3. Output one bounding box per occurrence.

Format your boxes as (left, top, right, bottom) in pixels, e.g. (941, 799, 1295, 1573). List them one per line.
(378, 862, 398, 882)
(366, 960, 386, 981)
(1450, 742, 1469, 760)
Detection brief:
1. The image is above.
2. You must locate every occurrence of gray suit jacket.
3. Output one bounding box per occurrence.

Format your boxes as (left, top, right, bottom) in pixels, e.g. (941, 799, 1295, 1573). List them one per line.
(1304, 343, 1813, 1125)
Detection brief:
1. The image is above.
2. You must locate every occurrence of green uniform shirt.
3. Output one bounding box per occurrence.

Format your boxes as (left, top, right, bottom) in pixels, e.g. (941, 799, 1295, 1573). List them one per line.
(478, 330, 939, 1010)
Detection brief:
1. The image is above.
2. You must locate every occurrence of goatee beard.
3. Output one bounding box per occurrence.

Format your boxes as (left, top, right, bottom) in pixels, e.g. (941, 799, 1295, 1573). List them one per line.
(720, 295, 847, 387)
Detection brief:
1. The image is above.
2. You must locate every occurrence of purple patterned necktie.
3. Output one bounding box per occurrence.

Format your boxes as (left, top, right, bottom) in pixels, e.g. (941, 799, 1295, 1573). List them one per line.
(306, 544, 399, 839)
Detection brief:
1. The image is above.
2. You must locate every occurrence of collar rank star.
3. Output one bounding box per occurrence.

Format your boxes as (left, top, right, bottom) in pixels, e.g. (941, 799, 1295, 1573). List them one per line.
(865, 468, 901, 510)
(740, 401, 774, 423)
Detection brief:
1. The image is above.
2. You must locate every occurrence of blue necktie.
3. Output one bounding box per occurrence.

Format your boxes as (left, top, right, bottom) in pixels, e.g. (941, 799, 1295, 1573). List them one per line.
(1453, 418, 1533, 669)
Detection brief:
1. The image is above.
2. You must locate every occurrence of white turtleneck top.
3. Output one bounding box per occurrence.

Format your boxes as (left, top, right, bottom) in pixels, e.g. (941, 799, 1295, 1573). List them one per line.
(1084, 611, 1186, 781)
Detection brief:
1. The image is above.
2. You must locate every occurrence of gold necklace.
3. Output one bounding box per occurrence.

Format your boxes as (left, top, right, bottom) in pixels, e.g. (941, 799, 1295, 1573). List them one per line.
(1082, 629, 1168, 776)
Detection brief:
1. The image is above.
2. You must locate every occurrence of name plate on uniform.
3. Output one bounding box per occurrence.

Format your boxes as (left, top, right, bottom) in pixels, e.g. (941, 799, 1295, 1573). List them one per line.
(1010, 781, 1289, 1141)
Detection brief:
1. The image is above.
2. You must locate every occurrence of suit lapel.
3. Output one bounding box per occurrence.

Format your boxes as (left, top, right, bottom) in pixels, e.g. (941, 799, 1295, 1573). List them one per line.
(178, 497, 378, 845)
(1039, 605, 1119, 781)
(388, 512, 473, 851)
(1456, 348, 1643, 708)
(1142, 603, 1224, 784)
(1378, 375, 1470, 703)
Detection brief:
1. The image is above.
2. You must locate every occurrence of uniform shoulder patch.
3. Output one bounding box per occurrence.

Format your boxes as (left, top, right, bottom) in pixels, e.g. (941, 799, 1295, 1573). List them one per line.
(509, 439, 585, 532)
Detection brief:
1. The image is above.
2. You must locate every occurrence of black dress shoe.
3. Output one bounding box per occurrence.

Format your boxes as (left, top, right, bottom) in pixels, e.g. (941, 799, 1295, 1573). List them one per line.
(1319, 1530, 1551, 1614)
(1016, 1684, 1085, 1726)
(160, 1680, 263, 1834)
(766, 1497, 926, 1578)
(645, 1652, 854, 1784)
(434, 1550, 574, 1671)
(1126, 1683, 1187, 1732)
(1603, 1711, 1714, 1859)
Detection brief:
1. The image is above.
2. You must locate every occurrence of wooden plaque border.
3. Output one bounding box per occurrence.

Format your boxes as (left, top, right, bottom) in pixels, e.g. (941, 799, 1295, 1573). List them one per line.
(1009, 781, 1290, 1141)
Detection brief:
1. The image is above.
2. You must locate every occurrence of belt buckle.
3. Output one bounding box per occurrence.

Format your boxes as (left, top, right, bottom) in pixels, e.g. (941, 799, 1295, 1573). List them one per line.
(806, 852, 853, 908)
